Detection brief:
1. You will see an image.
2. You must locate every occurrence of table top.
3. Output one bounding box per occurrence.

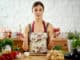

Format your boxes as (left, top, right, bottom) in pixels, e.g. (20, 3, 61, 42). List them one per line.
(14, 55, 73, 60)
(15, 56, 47, 60)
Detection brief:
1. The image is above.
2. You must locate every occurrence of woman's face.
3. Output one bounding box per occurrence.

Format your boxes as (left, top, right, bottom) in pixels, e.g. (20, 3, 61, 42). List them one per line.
(32, 5, 44, 19)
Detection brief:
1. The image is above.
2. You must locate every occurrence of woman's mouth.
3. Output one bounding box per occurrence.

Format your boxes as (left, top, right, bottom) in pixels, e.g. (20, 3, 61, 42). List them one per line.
(36, 14, 40, 17)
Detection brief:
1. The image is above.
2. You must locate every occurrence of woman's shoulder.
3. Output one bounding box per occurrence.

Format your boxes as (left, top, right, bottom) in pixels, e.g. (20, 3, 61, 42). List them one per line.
(44, 21, 53, 32)
(25, 22, 32, 27)
(25, 23, 32, 32)
(44, 21, 53, 27)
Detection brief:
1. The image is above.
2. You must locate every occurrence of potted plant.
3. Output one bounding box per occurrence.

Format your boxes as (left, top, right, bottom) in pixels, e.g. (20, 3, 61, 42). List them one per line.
(67, 32, 74, 52)
(64, 38, 80, 60)
(65, 31, 80, 59)
(67, 32, 75, 40)
(1, 38, 13, 54)
(72, 38, 80, 51)
(67, 31, 80, 52)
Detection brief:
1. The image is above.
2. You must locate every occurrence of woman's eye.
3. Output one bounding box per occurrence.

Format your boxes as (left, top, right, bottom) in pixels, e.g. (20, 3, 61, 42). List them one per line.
(34, 8, 42, 12)
(39, 9, 42, 11)
(35, 9, 37, 12)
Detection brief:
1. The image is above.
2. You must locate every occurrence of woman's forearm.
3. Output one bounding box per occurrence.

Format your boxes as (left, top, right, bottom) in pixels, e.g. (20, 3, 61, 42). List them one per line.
(22, 37, 29, 51)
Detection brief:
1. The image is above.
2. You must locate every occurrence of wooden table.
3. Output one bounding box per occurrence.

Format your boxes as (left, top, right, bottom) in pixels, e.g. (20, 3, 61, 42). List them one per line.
(15, 56, 47, 60)
(15, 56, 71, 60)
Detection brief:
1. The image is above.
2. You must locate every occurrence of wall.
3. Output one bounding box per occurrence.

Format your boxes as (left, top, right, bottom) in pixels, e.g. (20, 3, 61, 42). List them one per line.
(0, 0, 80, 33)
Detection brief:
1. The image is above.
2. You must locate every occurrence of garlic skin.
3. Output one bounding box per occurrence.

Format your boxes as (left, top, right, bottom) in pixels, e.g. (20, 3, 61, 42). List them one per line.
(24, 52, 30, 57)
(2, 45, 11, 54)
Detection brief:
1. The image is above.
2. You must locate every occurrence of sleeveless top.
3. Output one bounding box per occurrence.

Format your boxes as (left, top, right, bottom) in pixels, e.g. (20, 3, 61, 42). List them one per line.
(28, 21, 49, 54)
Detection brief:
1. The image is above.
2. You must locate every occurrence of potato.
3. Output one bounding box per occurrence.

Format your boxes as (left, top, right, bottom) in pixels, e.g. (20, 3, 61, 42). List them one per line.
(47, 50, 64, 60)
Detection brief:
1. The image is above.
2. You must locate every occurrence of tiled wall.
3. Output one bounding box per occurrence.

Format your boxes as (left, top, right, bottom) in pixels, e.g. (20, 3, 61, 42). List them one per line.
(0, 0, 80, 32)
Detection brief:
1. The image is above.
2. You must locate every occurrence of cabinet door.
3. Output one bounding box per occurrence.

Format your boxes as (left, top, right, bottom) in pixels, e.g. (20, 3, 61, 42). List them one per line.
(48, 38, 68, 51)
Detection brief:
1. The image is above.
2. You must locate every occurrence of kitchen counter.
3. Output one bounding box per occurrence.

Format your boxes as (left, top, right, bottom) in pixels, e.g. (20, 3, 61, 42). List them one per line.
(15, 56, 47, 60)
(15, 55, 71, 60)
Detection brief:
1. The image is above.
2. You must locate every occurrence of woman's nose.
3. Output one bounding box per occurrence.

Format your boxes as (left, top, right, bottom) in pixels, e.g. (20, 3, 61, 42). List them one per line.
(36, 10, 40, 14)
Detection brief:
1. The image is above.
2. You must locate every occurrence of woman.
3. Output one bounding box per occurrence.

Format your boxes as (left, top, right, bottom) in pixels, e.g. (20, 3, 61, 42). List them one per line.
(23, 1, 54, 53)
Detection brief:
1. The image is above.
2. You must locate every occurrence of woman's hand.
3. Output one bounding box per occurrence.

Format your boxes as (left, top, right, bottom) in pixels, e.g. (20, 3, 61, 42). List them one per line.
(22, 25, 29, 51)
(22, 39, 29, 51)
(47, 23, 54, 49)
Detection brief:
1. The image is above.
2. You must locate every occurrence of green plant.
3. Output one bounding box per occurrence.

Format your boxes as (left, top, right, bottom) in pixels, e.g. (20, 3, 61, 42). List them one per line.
(52, 45, 62, 50)
(2, 38, 13, 49)
(72, 38, 80, 49)
(74, 31, 80, 40)
(67, 31, 80, 51)
(67, 32, 75, 40)
(67, 31, 80, 40)
(13, 47, 21, 51)
(0, 41, 2, 52)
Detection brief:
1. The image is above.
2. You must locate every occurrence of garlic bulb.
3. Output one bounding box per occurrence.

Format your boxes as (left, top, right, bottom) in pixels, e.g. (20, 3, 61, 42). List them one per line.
(24, 52, 30, 57)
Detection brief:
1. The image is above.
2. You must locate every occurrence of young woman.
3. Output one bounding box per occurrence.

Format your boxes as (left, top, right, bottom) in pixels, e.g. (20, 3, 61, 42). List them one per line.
(23, 1, 54, 53)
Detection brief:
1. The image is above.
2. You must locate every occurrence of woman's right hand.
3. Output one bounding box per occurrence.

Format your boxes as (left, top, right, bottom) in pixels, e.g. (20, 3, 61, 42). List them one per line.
(22, 39, 29, 51)
(23, 43, 28, 51)
(23, 25, 29, 51)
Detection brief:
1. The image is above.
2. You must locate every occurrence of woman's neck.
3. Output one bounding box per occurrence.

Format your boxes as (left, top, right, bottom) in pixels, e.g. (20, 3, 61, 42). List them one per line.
(35, 18, 43, 23)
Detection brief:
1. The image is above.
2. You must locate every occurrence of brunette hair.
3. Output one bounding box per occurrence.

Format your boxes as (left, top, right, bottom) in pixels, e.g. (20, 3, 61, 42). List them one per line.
(32, 1, 44, 10)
